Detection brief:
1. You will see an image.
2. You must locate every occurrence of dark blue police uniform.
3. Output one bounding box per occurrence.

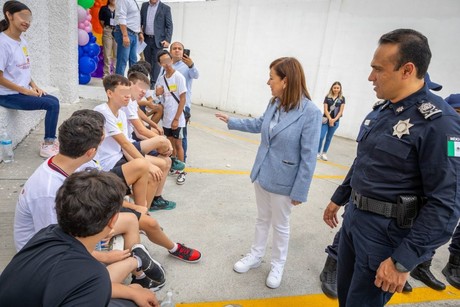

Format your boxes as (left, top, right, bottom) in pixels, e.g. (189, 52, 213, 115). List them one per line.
(334, 84, 460, 306)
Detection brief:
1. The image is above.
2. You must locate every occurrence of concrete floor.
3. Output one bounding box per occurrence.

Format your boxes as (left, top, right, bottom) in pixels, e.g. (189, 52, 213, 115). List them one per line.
(0, 83, 458, 306)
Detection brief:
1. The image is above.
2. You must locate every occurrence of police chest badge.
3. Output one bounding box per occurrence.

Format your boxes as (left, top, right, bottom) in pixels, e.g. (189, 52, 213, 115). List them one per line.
(393, 118, 414, 139)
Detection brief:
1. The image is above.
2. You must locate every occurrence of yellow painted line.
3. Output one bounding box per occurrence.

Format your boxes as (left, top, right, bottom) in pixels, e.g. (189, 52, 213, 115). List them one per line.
(177, 286, 460, 307)
(317, 160, 351, 171)
(190, 121, 351, 171)
(388, 285, 460, 305)
(185, 167, 345, 180)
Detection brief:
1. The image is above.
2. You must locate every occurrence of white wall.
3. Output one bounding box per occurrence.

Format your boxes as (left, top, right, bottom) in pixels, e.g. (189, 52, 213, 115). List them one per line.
(167, 0, 460, 139)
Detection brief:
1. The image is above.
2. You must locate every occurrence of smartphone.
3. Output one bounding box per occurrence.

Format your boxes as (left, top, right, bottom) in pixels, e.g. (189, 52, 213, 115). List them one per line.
(184, 49, 190, 57)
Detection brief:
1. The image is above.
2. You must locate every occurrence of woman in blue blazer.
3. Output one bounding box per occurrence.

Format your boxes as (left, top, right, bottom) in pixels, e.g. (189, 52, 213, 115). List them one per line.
(216, 57, 321, 289)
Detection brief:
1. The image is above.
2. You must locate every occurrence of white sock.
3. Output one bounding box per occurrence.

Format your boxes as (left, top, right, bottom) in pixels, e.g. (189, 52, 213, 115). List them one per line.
(133, 255, 142, 269)
(168, 243, 178, 253)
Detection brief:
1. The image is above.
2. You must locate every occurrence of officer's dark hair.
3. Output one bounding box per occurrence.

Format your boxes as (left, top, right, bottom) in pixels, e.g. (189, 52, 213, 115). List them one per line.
(56, 169, 124, 237)
(379, 29, 431, 79)
(157, 50, 172, 63)
(103, 74, 130, 92)
(71, 109, 106, 130)
(58, 116, 103, 158)
(0, 1, 31, 32)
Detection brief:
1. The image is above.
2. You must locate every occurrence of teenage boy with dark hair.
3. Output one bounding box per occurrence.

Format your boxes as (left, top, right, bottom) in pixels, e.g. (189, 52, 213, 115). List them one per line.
(0, 170, 147, 306)
(95, 74, 176, 210)
(13, 115, 164, 305)
(155, 50, 188, 185)
(77, 109, 202, 263)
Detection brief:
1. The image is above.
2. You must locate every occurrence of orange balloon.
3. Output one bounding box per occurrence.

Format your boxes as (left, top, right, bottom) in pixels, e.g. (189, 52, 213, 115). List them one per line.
(90, 5, 102, 34)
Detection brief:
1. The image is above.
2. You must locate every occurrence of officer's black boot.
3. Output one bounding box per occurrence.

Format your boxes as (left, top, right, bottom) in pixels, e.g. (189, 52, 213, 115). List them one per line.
(402, 281, 412, 293)
(319, 255, 337, 298)
(442, 254, 460, 289)
(410, 259, 446, 290)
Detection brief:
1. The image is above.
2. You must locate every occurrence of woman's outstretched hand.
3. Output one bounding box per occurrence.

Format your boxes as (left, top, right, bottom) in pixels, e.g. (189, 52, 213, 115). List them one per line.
(215, 113, 229, 123)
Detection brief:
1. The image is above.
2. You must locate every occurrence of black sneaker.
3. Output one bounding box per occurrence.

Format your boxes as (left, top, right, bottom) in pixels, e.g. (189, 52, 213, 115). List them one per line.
(149, 196, 176, 211)
(131, 244, 166, 285)
(130, 275, 165, 292)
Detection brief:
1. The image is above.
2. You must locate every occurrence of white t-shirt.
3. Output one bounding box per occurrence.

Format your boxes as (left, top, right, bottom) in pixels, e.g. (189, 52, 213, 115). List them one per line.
(156, 71, 187, 128)
(94, 103, 128, 171)
(121, 99, 139, 141)
(0, 32, 32, 95)
(14, 158, 67, 251)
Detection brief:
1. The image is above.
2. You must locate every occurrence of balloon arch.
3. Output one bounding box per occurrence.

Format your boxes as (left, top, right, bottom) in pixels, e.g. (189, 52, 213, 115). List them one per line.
(77, 0, 106, 84)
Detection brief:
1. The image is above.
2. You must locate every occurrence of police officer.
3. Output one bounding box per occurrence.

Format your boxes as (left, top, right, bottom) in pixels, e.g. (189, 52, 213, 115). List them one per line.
(323, 29, 460, 306)
(442, 94, 460, 289)
(319, 73, 445, 298)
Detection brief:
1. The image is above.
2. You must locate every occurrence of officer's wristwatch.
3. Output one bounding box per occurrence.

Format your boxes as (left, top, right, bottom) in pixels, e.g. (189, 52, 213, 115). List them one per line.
(392, 257, 409, 273)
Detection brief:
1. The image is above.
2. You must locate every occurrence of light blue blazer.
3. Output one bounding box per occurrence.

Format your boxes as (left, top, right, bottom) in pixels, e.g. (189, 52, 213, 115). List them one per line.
(228, 97, 322, 202)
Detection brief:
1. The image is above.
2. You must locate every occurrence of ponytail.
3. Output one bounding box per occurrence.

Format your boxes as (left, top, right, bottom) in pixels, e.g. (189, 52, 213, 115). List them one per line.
(1, 1, 31, 32)
(0, 19, 8, 32)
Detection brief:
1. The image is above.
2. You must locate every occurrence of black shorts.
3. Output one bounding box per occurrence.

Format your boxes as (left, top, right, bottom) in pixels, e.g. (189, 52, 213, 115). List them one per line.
(120, 207, 141, 220)
(109, 156, 131, 194)
(164, 127, 184, 139)
(132, 141, 159, 156)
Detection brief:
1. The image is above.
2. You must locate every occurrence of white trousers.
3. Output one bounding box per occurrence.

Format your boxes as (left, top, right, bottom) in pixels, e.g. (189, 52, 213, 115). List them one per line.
(250, 182, 293, 268)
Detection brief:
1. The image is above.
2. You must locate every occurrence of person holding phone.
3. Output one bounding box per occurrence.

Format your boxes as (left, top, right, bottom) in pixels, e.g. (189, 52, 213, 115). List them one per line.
(141, 0, 173, 87)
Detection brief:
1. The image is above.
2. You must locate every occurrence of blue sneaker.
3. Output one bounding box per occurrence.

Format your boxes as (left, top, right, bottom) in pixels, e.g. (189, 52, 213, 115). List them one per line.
(171, 157, 185, 171)
(149, 196, 176, 211)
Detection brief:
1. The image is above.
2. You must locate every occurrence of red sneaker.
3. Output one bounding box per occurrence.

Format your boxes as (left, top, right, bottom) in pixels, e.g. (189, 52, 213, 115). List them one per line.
(169, 243, 201, 263)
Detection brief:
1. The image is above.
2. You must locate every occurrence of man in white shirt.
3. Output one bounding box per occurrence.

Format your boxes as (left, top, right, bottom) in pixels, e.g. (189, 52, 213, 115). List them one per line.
(114, 0, 143, 75)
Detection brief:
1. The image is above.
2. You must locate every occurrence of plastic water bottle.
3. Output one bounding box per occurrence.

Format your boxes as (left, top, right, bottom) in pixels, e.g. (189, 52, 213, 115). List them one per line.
(1, 132, 14, 163)
(160, 291, 174, 307)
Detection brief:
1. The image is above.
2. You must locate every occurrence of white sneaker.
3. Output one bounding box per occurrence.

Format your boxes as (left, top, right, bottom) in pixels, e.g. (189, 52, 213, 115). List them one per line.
(233, 253, 262, 273)
(316, 153, 321, 159)
(40, 142, 59, 158)
(321, 153, 328, 161)
(266, 265, 284, 289)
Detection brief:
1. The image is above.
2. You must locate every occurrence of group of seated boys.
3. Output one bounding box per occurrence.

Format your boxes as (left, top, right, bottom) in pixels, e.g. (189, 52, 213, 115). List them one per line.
(0, 54, 198, 306)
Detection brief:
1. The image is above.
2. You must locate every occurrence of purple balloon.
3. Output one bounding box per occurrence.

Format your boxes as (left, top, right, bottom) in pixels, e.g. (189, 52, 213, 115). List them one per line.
(78, 29, 89, 46)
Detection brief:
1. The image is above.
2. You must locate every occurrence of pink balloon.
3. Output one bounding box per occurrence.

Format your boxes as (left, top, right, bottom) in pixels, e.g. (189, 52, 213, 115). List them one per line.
(77, 6, 87, 23)
(86, 14, 92, 21)
(84, 24, 92, 33)
(84, 20, 90, 26)
(78, 22, 85, 29)
(78, 29, 89, 46)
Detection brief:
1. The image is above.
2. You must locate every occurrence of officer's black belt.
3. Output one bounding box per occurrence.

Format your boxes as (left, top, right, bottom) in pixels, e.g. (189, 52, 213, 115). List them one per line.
(351, 190, 398, 218)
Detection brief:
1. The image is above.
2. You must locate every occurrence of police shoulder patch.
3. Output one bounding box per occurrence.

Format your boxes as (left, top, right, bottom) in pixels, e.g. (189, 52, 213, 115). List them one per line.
(417, 100, 442, 120)
(447, 136, 460, 157)
(373, 100, 386, 110)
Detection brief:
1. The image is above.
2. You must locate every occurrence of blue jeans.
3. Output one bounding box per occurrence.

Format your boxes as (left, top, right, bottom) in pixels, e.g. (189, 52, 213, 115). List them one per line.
(113, 26, 138, 76)
(0, 93, 59, 141)
(318, 120, 339, 153)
